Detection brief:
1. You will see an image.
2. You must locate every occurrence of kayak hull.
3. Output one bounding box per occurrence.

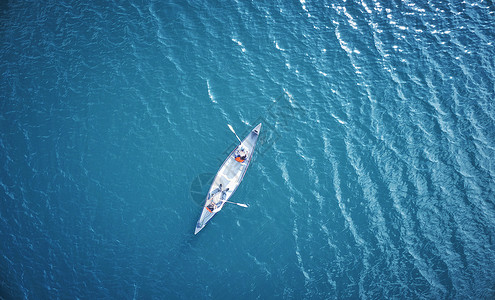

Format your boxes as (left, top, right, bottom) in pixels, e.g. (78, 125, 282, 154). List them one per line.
(194, 123, 261, 234)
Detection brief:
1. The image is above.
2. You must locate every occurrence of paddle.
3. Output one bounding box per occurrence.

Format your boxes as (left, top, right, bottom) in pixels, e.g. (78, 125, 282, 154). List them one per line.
(228, 124, 243, 145)
(224, 200, 249, 208)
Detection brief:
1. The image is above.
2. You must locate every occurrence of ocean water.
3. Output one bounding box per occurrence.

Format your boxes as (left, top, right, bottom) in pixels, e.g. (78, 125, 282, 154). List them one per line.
(1, 0, 495, 298)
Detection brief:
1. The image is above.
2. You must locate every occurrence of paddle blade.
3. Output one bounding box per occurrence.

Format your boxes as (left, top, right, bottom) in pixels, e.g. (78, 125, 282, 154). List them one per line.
(227, 124, 243, 144)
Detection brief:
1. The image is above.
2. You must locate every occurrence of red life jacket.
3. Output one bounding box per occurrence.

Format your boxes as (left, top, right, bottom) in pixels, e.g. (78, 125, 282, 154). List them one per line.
(235, 156, 245, 162)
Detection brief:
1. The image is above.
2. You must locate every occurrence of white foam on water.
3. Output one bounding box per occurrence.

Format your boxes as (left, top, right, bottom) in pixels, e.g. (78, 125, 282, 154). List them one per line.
(206, 79, 216, 103)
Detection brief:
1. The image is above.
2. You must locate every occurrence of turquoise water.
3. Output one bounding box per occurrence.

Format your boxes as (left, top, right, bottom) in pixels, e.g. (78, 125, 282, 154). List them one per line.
(1, 0, 495, 298)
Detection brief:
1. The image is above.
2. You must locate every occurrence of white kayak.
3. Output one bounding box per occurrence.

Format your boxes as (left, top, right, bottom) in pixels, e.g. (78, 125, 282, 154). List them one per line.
(194, 123, 262, 234)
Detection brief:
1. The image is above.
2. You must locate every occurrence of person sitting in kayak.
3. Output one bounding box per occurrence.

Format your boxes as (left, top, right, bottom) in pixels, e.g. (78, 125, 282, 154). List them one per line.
(208, 184, 222, 199)
(206, 184, 228, 212)
(212, 188, 230, 213)
(235, 148, 248, 163)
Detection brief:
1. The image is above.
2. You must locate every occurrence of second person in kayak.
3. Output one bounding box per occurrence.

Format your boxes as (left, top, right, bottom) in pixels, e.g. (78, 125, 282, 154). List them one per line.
(235, 147, 248, 163)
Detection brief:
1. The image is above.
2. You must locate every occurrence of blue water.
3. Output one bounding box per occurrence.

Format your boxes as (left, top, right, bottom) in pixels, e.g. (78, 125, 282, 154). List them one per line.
(1, 0, 495, 298)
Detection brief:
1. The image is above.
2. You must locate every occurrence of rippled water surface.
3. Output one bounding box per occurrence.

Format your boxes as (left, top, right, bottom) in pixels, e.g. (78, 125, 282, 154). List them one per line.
(1, 0, 495, 299)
